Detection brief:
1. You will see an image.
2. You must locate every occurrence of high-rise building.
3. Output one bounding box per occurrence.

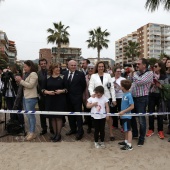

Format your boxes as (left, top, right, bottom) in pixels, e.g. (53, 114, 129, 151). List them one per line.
(115, 31, 138, 65)
(115, 23, 170, 65)
(0, 31, 17, 64)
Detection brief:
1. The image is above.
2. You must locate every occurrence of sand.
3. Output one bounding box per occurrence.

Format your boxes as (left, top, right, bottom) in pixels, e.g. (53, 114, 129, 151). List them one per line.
(0, 135, 170, 170)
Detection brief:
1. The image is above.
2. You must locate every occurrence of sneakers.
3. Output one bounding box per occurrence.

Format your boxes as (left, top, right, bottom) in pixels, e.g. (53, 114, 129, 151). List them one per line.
(137, 140, 144, 147)
(100, 142, 105, 148)
(146, 130, 154, 137)
(118, 141, 127, 146)
(94, 142, 105, 148)
(26, 133, 36, 141)
(120, 144, 133, 151)
(94, 142, 100, 149)
(158, 131, 164, 139)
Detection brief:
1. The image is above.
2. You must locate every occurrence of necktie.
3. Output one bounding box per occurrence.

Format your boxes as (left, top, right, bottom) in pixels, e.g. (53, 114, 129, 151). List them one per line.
(68, 72, 73, 85)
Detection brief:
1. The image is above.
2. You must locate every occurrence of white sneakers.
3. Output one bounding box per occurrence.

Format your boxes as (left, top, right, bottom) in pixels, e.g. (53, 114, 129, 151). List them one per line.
(94, 142, 105, 148)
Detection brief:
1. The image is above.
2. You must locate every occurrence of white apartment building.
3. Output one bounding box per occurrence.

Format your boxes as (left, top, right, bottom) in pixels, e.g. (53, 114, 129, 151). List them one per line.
(115, 23, 170, 65)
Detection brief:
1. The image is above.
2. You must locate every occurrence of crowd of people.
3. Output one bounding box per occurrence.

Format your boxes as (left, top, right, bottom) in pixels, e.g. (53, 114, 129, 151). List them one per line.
(0, 56, 170, 151)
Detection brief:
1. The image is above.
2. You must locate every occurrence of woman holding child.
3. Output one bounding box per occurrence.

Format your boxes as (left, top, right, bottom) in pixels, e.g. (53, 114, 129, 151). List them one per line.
(88, 61, 116, 141)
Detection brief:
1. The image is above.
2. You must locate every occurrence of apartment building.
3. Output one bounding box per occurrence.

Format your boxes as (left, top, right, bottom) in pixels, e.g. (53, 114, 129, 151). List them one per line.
(138, 23, 170, 59)
(51, 46, 82, 64)
(115, 23, 170, 65)
(39, 46, 82, 68)
(0, 31, 17, 64)
(115, 31, 138, 65)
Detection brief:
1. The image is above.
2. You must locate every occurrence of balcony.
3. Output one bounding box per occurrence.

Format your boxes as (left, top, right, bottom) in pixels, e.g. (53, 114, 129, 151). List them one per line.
(52, 47, 81, 56)
(0, 33, 9, 45)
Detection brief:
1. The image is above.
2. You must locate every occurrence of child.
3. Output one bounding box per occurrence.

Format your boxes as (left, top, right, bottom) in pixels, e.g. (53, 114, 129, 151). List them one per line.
(118, 80, 134, 150)
(87, 86, 110, 148)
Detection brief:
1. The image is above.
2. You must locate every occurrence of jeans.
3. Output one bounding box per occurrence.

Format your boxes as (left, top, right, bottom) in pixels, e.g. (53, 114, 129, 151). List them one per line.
(131, 96, 148, 142)
(23, 97, 38, 133)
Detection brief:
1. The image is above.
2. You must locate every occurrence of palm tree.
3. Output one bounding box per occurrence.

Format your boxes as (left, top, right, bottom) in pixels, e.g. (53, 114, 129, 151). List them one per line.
(145, 0, 170, 12)
(47, 21, 70, 63)
(124, 41, 140, 64)
(86, 27, 110, 61)
(0, 56, 7, 69)
(159, 52, 169, 59)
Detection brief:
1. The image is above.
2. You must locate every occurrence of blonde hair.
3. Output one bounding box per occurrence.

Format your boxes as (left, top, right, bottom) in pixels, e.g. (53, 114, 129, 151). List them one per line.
(48, 63, 61, 75)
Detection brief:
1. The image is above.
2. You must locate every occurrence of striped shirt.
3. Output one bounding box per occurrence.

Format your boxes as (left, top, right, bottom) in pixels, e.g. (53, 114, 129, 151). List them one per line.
(131, 70, 153, 97)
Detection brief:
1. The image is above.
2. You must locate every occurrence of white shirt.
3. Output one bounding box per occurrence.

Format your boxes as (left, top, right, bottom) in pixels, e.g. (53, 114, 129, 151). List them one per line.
(111, 76, 126, 98)
(68, 71, 75, 81)
(87, 95, 109, 119)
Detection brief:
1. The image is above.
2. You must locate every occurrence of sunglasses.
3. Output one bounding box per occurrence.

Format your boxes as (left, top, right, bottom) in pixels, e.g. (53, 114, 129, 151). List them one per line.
(154, 65, 158, 68)
(88, 68, 94, 70)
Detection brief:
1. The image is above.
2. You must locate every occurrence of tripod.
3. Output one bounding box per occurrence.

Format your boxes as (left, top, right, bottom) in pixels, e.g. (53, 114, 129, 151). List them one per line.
(0, 74, 26, 138)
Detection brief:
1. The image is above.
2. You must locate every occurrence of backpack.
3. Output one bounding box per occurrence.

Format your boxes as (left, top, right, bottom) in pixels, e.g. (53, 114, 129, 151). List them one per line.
(160, 84, 170, 101)
(6, 120, 24, 135)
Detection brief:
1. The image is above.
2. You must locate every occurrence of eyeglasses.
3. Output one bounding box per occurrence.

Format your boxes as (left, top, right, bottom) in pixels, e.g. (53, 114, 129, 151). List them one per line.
(88, 68, 94, 70)
(154, 65, 158, 68)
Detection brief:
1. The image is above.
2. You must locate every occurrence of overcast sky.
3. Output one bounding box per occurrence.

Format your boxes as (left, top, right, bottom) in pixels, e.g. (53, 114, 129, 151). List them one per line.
(0, 0, 169, 61)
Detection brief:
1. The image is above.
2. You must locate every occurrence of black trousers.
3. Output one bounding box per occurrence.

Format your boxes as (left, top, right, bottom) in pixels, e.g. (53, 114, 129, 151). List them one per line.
(0, 93, 2, 110)
(148, 93, 163, 131)
(67, 101, 84, 135)
(38, 97, 52, 131)
(83, 104, 93, 129)
(110, 98, 122, 128)
(94, 118, 106, 142)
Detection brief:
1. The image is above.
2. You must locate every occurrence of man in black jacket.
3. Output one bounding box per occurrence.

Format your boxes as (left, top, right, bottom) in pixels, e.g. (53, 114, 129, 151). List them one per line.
(63, 60, 86, 140)
(37, 58, 53, 135)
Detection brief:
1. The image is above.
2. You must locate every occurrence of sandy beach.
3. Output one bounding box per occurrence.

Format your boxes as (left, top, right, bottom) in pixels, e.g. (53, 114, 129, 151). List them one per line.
(0, 134, 170, 170)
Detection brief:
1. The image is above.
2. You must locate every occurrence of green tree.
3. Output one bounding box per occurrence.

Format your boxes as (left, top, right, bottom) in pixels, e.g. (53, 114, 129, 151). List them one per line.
(145, 0, 170, 12)
(0, 56, 7, 69)
(47, 21, 70, 63)
(86, 27, 110, 61)
(124, 41, 140, 63)
(159, 52, 169, 60)
(148, 57, 158, 66)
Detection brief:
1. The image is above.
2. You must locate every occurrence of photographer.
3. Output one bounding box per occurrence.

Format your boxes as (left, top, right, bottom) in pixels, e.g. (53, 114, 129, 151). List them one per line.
(0, 67, 4, 124)
(1, 66, 18, 120)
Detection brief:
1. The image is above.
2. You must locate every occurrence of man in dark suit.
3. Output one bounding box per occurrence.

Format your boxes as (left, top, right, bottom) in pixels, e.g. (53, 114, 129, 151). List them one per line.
(37, 58, 53, 135)
(81, 59, 90, 75)
(63, 60, 86, 140)
(81, 59, 91, 125)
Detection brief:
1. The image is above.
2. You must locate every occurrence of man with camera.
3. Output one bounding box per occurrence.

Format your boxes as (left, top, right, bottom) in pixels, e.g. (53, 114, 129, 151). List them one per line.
(1, 66, 18, 120)
(0, 67, 4, 124)
(129, 58, 153, 147)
